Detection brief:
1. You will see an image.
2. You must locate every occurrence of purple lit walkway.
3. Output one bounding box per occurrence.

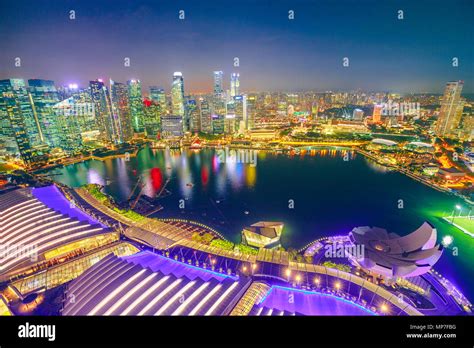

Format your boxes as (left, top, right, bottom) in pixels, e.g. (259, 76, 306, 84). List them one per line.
(32, 185, 105, 227)
(123, 251, 236, 282)
(257, 286, 376, 316)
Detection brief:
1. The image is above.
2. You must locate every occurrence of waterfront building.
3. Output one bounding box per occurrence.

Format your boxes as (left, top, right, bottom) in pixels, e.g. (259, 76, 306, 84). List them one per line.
(161, 114, 183, 138)
(28, 79, 63, 148)
(213, 71, 224, 97)
(149, 86, 167, 112)
(348, 222, 443, 278)
(367, 138, 398, 151)
(242, 221, 284, 248)
(212, 114, 225, 135)
(0, 186, 119, 282)
(110, 80, 134, 143)
(199, 98, 212, 133)
(127, 79, 145, 134)
(230, 73, 240, 97)
(246, 94, 257, 130)
(0, 79, 43, 164)
(435, 81, 464, 138)
(62, 251, 250, 316)
(143, 99, 161, 139)
(171, 72, 185, 121)
(51, 98, 83, 152)
(89, 79, 116, 144)
(186, 98, 199, 133)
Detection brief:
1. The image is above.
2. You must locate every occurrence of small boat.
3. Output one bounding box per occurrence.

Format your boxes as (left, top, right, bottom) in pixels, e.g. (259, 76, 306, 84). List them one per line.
(244, 211, 249, 215)
(186, 183, 194, 187)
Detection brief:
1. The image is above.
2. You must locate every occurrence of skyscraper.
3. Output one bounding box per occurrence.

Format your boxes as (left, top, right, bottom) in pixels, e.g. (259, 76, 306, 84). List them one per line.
(230, 73, 240, 97)
(372, 104, 383, 123)
(213, 71, 224, 97)
(186, 98, 199, 133)
(171, 72, 185, 119)
(199, 98, 212, 134)
(127, 79, 145, 134)
(51, 98, 83, 152)
(110, 80, 133, 143)
(161, 114, 183, 138)
(28, 79, 62, 148)
(89, 79, 115, 144)
(149, 86, 166, 111)
(143, 99, 161, 139)
(246, 94, 257, 130)
(435, 81, 464, 137)
(0, 79, 38, 164)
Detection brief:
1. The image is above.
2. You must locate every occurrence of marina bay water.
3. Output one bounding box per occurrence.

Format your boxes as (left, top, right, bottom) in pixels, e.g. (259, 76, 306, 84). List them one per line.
(43, 146, 474, 300)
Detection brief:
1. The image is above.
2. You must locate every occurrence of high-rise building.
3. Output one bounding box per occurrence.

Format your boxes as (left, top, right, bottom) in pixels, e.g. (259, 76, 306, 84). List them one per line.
(435, 81, 464, 137)
(199, 98, 212, 133)
(212, 114, 225, 135)
(143, 99, 161, 139)
(28, 79, 62, 148)
(171, 72, 185, 119)
(353, 108, 364, 120)
(230, 73, 240, 97)
(161, 115, 183, 138)
(213, 71, 224, 97)
(372, 104, 383, 123)
(246, 95, 257, 130)
(186, 98, 199, 133)
(149, 86, 166, 111)
(51, 99, 83, 152)
(89, 79, 115, 143)
(110, 80, 133, 143)
(127, 79, 145, 134)
(0, 79, 39, 164)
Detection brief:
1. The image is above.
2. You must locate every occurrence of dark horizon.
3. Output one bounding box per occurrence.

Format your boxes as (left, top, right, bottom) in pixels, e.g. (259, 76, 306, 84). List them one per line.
(0, 0, 473, 93)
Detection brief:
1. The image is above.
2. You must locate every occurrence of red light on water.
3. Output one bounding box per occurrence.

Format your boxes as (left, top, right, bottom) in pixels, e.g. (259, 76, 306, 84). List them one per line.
(150, 167, 163, 190)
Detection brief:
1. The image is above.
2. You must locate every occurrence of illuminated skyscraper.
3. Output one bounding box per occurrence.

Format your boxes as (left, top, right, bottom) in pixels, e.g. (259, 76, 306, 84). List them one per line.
(230, 73, 240, 97)
(143, 99, 161, 139)
(51, 98, 83, 152)
(0, 79, 39, 164)
(246, 94, 257, 130)
(127, 79, 145, 134)
(111, 80, 133, 143)
(435, 81, 464, 137)
(186, 98, 199, 133)
(28, 79, 62, 148)
(353, 108, 364, 120)
(213, 71, 224, 97)
(171, 72, 185, 117)
(199, 98, 212, 133)
(89, 79, 115, 143)
(149, 86, 166, 111)
(372, 104, 383, 123)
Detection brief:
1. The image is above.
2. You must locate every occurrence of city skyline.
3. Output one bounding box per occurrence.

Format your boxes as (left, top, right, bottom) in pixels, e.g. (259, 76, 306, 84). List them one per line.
(1, 0, 473, 93)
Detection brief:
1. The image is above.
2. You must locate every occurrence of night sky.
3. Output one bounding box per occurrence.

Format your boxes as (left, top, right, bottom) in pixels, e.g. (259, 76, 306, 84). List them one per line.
(0, 0, 473, 93)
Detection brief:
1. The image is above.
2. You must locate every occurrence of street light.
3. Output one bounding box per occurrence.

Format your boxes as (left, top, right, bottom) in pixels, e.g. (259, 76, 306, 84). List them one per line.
(451, 205, 462, 223)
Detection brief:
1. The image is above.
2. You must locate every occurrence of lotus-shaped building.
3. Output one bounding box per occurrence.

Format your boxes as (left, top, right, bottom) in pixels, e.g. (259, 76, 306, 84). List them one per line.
(348, 222, 443, 278)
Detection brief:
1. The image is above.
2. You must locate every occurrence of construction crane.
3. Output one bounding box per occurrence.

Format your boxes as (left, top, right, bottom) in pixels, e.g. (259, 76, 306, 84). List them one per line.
(127, 176, 142, 202)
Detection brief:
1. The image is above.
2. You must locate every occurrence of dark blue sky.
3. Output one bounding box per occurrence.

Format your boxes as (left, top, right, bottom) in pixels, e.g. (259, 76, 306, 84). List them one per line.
(0, 0, 473, 93)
